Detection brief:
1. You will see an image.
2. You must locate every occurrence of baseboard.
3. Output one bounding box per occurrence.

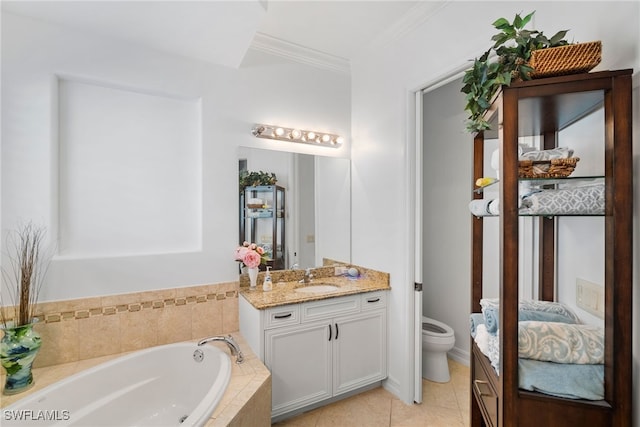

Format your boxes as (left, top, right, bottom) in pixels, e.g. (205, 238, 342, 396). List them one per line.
(447, 346, 470, 366)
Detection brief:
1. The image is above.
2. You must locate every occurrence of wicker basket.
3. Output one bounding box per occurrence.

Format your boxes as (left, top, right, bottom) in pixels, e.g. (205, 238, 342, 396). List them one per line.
(518, 157, 580, 178)
(528, 41, 601, 79)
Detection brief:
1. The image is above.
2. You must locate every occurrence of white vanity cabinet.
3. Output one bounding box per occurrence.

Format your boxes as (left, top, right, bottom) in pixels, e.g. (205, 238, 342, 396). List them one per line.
(239, 291, 388, 419)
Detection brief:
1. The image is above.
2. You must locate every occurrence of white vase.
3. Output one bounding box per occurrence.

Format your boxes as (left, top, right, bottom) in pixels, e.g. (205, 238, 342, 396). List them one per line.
(248, 267, 258, 290)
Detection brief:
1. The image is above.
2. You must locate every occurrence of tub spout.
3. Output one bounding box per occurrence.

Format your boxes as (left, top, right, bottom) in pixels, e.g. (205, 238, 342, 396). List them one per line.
(198, 335, 244, 364)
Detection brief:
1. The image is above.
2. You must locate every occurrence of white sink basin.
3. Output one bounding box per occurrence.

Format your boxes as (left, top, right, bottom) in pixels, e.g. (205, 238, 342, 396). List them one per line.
(295, 284, 339, 293)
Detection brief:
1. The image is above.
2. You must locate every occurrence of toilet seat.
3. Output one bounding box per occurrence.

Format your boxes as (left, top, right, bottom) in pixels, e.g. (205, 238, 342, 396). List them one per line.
(422, 316, 454, 338)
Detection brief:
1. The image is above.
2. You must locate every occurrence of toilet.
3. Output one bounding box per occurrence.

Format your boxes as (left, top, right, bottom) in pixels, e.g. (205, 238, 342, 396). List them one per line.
(421, 316, 456, 383)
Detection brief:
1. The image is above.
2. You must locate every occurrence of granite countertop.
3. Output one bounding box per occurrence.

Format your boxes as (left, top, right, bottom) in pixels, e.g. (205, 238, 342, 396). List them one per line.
(239, 265, 390, 310)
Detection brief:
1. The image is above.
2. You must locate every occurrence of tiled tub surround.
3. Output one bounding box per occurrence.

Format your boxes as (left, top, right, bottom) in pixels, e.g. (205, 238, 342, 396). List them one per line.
(0, 281, 240, 368)
(1, 333, 272, 427)
(239, 264, 391, 309)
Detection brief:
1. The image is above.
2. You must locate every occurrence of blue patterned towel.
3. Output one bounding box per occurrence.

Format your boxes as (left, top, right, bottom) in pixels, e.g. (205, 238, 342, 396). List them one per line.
(518, 321, 604, 364)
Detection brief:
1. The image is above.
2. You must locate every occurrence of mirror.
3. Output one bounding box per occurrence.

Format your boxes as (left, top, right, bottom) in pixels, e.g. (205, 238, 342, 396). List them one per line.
(238, 147, 350, 270)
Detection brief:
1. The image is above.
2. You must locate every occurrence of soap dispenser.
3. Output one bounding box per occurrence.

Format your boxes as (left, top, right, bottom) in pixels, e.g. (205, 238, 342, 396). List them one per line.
(262, 266, 273, 292)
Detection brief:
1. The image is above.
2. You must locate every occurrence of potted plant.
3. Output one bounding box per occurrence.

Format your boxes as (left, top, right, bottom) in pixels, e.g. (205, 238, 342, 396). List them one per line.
(461, 11, 571, 133)
(239, 170, 277, 194)
(0, 223, 50, 395)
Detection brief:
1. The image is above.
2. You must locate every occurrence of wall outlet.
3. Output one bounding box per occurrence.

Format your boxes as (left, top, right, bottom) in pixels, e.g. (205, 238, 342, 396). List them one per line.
(576, 278, 604, 319)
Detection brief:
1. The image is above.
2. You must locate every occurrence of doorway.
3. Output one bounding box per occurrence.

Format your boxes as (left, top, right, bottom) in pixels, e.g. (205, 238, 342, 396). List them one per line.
(413, 73, 472, 402)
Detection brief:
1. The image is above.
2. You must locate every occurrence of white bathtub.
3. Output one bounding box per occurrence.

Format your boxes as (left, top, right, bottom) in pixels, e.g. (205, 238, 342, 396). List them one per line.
(2, 342, 231, 426)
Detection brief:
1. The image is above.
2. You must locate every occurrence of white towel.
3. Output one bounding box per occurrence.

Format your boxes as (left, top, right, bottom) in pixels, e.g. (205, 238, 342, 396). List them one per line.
(469, 199, 499, 216)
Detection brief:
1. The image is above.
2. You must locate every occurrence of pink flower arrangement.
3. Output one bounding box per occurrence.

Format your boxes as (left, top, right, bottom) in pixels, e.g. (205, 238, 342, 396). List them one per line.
(235, 241, 265, 269)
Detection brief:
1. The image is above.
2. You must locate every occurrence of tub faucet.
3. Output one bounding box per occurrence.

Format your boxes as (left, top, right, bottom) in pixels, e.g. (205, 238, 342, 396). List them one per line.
(198, 335, 244, 364)
(299, 268, 314, 284)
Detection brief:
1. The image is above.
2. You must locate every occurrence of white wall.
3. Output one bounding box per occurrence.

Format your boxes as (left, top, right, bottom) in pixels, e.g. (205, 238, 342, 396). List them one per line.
(350, 1, 640, 415)
(1, 11, 350, 302)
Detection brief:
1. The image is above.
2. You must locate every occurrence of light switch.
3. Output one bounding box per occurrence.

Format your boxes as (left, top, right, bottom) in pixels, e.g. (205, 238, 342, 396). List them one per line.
(576, 278, 604, 319)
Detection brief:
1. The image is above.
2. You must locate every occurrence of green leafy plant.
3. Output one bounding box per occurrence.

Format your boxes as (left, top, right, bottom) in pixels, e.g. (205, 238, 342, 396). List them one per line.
(461, 11, 570, 133)
(239, 170, 277, 193)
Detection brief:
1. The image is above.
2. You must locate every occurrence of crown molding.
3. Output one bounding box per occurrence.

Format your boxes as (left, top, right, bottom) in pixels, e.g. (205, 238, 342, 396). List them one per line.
(249, 2, 451, 75)
(249, 32, 350, 75)
(364, 1, 452, 53)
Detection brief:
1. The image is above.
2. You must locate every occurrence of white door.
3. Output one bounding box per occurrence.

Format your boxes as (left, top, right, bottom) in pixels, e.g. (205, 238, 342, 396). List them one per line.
(413, 91, 424, 403)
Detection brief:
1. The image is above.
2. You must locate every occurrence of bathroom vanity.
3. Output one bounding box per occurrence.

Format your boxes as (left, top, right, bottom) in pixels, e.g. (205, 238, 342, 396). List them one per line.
(238, 268, 389, 421)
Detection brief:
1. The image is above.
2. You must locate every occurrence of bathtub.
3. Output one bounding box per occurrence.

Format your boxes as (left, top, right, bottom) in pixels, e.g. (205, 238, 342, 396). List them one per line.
(2, 342, 231, 426)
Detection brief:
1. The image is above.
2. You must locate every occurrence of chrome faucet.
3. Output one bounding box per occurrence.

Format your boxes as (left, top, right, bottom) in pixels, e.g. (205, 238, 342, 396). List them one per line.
(198, 335, 244, 364)
(299, 267, 314, 284)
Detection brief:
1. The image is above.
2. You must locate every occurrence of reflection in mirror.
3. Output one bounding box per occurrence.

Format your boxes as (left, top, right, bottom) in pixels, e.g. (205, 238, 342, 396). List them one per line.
(238, 147, 350, 271)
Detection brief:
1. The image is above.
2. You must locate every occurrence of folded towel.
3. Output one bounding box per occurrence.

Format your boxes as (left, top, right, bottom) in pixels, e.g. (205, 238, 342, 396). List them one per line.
(480, 298, 580, 323)
(518, 359, 604, 400)
(519, 147, 574, 161)
(474, 324, 491, 357)
(520, 184, 604, 215)
(482, 307, 579, 335)
(518, 321, 604, 364)
(469, 313, 485, 338)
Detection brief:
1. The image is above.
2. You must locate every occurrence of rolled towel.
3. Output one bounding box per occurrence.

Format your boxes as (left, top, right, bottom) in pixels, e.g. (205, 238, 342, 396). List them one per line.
(483, 307, 500, 334)
(470, 313, 485, 338)
(469, 199, 499, 216)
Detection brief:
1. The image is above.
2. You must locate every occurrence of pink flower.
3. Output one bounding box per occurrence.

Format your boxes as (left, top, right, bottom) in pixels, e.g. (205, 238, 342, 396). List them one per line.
(243, 250, 262, 268)
(235, 246, 249, 262)
(235, 241, 265, 268)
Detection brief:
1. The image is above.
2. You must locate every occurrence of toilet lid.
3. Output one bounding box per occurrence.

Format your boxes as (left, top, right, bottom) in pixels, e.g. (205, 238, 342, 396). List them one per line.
(422, 322, 447, 334)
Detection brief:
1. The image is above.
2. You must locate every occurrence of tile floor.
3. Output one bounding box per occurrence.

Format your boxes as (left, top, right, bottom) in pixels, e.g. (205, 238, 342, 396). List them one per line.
(272, 359, 470, 427)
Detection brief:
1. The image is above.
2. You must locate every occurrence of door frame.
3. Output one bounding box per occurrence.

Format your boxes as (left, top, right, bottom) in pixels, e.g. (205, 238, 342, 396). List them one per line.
(407, 63, 471, 403)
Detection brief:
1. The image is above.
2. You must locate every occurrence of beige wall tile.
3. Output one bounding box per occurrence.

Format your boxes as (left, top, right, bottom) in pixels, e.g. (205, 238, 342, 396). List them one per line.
(32, 320, 79, 368)
(103, 289, 177, 307)
(77, 315, 121, 359)
(222, 296, 239, 333)
(157, 304, 192, 345)
(3, 281, 240, 369)
(119, 309, 160, 353)
(191, 300, 223, 340)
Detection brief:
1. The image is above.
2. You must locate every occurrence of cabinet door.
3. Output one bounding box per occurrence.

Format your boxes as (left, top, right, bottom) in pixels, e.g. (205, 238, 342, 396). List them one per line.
(264, 321, 332, 417)
(333, 310, 387, 396)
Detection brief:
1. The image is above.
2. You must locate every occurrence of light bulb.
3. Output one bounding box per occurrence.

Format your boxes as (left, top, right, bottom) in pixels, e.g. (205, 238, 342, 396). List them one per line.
(321, 134, 331, 143)
(306, 131, 316, 140)
(291, 129, 302, 139)
(335, 136, 344, 145)
(275, 127, 285, 137)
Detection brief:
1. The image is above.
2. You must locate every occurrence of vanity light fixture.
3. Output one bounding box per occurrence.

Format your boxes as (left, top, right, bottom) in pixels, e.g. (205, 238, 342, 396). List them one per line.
(251, 124, 344, 148)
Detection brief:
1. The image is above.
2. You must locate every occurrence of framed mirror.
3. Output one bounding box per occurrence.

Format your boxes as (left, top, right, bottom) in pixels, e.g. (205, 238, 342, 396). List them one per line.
(238, 147, 350, 270)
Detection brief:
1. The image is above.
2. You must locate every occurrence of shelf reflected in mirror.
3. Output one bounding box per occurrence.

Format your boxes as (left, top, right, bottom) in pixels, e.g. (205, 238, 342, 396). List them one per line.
(238, 147, 350, 272)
